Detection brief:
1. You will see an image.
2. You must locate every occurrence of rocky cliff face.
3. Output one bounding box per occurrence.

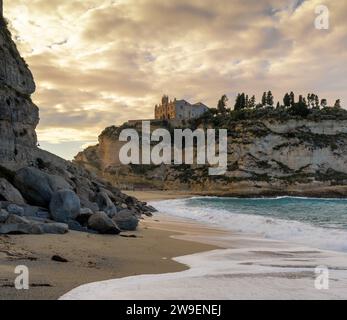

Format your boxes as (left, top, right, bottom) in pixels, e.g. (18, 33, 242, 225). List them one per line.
(0, 15, 155, 235)
(0, 19, 39, 168)
(75, 119, 347, 197)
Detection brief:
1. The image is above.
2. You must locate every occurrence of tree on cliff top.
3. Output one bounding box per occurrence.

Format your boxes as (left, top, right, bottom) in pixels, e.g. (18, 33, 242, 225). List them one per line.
(217, 94, 228, 113)
(283, 93, 291, 107)
(290, 95, 309, 117)
(235, 93, 247, 110)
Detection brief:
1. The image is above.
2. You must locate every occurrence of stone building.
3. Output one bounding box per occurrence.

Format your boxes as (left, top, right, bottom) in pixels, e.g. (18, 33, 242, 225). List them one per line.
(154, 95, 209, 121)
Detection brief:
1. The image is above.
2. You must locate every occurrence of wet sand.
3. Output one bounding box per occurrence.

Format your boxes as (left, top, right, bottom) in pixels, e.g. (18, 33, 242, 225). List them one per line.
(0, 191, 219, 300)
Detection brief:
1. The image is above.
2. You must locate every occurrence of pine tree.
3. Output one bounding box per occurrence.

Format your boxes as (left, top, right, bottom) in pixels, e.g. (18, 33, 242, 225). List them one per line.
(267, 91, 274, 107)
(217, 95, 228, 113)
(261, 92, 267, 107)
(283, 93, 291, 107)
(234, 94, 241, 110)
(289, 91, 295, 107)
(276, 102, 280, 109)
(334, 99, 341, 108)
(291, 94, 309, 117)
(249, 95, 256, 109)
(314, 95, 319, 108)
(307, 94, 314, 108)
(321, 99, 328, 108)
(240, 93, 246, 109)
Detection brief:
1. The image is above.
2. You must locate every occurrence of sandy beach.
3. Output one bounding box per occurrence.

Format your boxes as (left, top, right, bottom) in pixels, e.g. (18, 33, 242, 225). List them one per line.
(0, 191, 218, 300)
(2, 191, 347, 300)
(62, 191, 347, 300)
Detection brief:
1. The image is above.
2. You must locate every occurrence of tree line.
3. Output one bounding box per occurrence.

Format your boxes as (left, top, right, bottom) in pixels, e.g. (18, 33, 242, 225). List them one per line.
(217, 92, 341, 117)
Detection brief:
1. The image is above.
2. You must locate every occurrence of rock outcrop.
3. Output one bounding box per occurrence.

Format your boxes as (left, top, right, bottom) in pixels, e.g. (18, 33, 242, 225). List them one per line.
(0, 15, 38, 169)
(75, 118, 347, 198)
(0, 9, 155, 235)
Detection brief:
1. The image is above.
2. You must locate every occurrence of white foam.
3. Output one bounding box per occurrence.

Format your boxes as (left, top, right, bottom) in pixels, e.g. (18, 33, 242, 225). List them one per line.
(150, 198, 347, 253)
(60, 197, 347, 300)
(60, 246, 347, 300)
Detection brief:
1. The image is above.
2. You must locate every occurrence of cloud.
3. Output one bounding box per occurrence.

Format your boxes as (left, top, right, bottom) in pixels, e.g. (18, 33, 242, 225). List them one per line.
(4, 0, 347, 159)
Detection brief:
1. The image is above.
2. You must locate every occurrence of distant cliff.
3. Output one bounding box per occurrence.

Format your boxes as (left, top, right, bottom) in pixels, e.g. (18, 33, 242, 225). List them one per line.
(75, 113, 347, 197)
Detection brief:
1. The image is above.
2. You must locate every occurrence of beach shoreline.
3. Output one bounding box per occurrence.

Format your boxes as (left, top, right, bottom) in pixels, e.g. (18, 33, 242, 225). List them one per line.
(61, 191, 347, 300)
(2, 191, 347, 300)
(0, 191, 220, 300)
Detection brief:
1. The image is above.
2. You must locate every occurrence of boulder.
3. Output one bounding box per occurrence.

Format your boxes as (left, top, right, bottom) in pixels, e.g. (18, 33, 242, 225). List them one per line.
(0, 178, 26, 205)
(13, 167, 72, 207)
(76, 208, 93, 226)
(125, 196, 135, 206)
(80, 207, 94, 215)
(80, 198, 99, 213)
(26, 216, 55, 224)
(22, 205, 50, 219)
(0, 223, 43, 235)
(6, 204, 25, 216)
(112, 209, 139, 231)
(1, 213, 68, 235)
(40, 223, 69, 235)
(0, 209, 9, 223)
(49, 189, 80, 223)
(96, 192, 118, 217)
(88, 212, 121, 235)
(68, 220, 88, 232)
(36, 209, 52, 220)
(5, 214, 30, 224)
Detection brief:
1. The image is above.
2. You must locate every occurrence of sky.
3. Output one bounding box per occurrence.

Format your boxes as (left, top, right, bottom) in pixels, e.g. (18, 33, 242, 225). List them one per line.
(4, 0, 347, 160)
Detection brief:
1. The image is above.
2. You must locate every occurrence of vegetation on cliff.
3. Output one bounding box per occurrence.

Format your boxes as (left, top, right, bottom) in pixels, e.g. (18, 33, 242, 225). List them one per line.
(193, 92, 345, 129)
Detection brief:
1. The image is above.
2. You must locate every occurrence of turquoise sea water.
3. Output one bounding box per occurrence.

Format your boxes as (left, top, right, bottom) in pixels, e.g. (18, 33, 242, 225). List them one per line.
(187, 197, 347, 230)
(152, 197, 347, 252)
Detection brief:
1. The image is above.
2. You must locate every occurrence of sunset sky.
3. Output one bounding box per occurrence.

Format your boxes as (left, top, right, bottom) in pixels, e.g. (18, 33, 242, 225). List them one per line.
(4, 0, 347, 160)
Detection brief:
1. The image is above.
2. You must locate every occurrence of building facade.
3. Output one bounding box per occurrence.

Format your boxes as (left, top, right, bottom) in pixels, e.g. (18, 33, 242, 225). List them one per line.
(155, 95, 209, 121)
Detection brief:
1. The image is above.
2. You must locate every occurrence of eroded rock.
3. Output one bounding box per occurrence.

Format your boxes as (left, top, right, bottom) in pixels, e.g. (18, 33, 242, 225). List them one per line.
(88, 212, 120, 235)
(0, 178, 25, 205)
(0, 209, 8, 223)
(49, 189, 80, 223)
(96, 192, 118, 217)
(14, 167, 71, 207)
(112, 209, 139, 231)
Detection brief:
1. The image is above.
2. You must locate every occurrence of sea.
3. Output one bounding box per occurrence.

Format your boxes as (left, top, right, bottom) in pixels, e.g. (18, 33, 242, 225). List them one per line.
(151, 196, 347, 253)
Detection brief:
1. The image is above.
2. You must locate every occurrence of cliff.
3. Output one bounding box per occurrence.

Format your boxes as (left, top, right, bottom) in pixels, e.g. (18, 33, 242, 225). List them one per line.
(0, 17, 39, 168)
(75, 117, 347, 197)
(0, 11, 154, 235)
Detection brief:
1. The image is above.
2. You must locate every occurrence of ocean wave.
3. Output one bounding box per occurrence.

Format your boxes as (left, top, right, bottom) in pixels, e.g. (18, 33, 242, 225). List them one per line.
(150, 198, 347, 253)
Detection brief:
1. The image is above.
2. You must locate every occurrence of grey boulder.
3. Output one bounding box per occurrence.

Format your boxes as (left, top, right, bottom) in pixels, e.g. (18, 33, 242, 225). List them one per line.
(14, 167, 72, 207)
(76, 208, 93, 226)
(0, 209, 9, 223)
(0, 214, 68, 235)
(112, 209, 139, 231)
(68, 220, 88, 232)
(0, 223, 43, 235)
(5, 214, 30, 224)
(49, 189, 81, 223)
(40, 223, 69, 235)
(6, 204, 25, 216)
(0, 178, 26, 205)
(88, 212, 121, 235)
(96, 192, 118, 217)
